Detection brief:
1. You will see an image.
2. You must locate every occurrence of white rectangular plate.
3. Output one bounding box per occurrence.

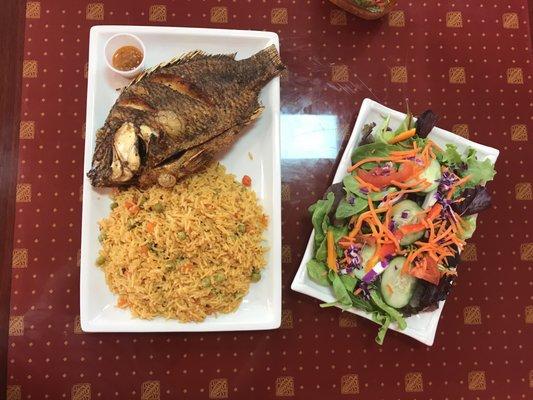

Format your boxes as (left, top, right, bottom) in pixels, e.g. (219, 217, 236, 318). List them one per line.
(81, 26, 281, 332)
(291, 98, 499, 345)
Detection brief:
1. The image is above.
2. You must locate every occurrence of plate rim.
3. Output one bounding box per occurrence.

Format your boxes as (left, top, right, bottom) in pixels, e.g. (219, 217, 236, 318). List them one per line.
(80, 25, 282, 332)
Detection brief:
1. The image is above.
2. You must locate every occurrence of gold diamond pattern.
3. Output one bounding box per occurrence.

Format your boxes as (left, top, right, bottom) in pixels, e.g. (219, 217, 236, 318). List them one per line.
(452, 124, 469, 138)
(149, 5, 166, 22)
(463, 306, 482, 325)
(510, 124, 528, 141)
(388, 10, 405, 27)
(446, 11, 463, 28)
(22, 60, 38, 78)
(6, 386, 21, 400)
(502, 13, 519, 29)
(331, 65, 349, 82)
(520, 243, 533, 261)
(468, 371, 487, 390)
(340, 374, 359, 394)
(86, 3, 104, 20)
(19, 121, 35, 139)
(141, 381, 160, 400)
(9, 316, 24, 336)
(26, 2, 41, 19)
(280, 309, 293, 329)
(449, 67, 466, 83)
(16, 183, 32, 203)
(275, 376, 294, 397)
(208, 378, 228, 399)
(271, 8, 288, 24)
(72, 383, 91, 400)
(507, 67, 523, 84)
(515, 183, 532, 200)
(405, 372, 423, 392)
(390, 66, 408, 83)
(12, 248, 28, 268)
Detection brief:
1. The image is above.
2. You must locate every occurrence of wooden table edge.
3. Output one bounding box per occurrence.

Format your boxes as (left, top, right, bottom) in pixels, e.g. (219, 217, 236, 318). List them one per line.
(0, 0, 25, 395)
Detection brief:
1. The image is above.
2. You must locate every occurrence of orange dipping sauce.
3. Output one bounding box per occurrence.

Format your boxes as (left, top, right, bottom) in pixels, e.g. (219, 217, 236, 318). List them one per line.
(112, 46, 143, 71)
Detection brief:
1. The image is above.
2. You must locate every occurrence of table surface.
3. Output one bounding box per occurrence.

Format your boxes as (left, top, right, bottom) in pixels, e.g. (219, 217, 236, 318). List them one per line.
(4, 1, 533, 399)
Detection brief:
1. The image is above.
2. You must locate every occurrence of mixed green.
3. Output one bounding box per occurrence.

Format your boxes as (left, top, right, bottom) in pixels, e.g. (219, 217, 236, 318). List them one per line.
(307, 110, 496, 343)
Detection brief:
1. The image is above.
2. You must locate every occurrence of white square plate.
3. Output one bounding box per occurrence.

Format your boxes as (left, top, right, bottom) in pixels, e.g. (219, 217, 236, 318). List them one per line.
(81, 26, 281, 332)
(291, 98, 499, 345)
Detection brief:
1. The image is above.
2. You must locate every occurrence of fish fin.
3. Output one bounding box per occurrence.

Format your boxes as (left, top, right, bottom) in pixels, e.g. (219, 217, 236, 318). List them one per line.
(246, 44, 285, 79)
(129, 50, 238, 87)
(246, 106, 265, 124)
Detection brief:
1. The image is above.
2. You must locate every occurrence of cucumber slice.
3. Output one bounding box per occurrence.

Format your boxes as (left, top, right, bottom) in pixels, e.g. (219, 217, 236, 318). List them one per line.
(418, 159, 441, 193)
(343, 174, 397, 201)
(360, 243, 375, 265)
(353, 243, 375, 279)
(380, 257, 417, 308)
(391, 200, 425, 245)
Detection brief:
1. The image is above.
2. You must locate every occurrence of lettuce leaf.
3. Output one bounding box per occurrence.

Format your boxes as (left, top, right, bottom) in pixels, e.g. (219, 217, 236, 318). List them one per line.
(351, 142, 400, 166)
(331, 272, 352, 307)
(436, 144, 496, 187)
(437, 144, 463, 166)
(340, 274, 357, 292)
(462, 155, 496, 187)
(373, 115, 395, 144)
(372, 313, 391, 345)
(393, 112, 414, 135)
(306, 259, 329, 286)
(335, 197, 368, 219)
(370, 290, 407, 330)
(309, 192, 335, 249)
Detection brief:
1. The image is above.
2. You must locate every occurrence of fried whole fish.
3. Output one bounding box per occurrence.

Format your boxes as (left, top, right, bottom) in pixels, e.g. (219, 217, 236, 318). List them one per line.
(88, 45, 285, 188)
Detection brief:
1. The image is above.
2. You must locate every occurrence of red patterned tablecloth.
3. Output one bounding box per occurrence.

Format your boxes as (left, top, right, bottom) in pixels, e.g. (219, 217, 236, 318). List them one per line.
(6, 1, 533, 399)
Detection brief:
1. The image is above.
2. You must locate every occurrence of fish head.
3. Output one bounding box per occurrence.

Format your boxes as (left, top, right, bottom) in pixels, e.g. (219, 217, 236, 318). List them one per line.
(87, 122, 142, 186)
(110, 122, 141, 182)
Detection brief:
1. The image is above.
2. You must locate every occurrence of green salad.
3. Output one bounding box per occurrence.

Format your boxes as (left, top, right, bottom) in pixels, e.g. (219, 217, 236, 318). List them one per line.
(307, 110, 496, 343)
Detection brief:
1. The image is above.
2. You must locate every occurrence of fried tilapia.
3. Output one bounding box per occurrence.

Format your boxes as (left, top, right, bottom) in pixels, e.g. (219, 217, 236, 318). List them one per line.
(88, 45, 285, 188)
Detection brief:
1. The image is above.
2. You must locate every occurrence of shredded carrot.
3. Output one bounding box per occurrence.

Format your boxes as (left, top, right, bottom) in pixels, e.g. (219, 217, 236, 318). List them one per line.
(390, 148, 419, 157)
(390, 179, 428, 189)
(428, 220, 436, 242)
(434, 225, 454, 242)
(366, 243, 381, 272)
(427, 140, 442, 152)
(348, 207, 387, 238)
(427, 204, 443, 221)
(355, 175, 380, 192)
(399, 223, 426, 234)
(139, 245, 148, 255)
(326, 230, 337, 272)
(348, 156, 393, 172)
(447, 175, 472, 199)
(388, 128, 417, 144)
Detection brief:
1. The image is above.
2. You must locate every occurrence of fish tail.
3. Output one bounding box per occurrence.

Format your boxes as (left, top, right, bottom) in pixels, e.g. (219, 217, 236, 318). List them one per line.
(245, 44, 285, 85)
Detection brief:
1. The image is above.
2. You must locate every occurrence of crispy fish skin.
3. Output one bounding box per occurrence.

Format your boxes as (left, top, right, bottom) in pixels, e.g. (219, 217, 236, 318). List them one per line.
(88, 45, 285, 187)
(138, 106, 264, 188)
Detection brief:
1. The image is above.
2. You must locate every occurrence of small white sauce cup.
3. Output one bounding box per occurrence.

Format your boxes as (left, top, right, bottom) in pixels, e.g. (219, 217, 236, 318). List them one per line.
(104, 33, 146, 79)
